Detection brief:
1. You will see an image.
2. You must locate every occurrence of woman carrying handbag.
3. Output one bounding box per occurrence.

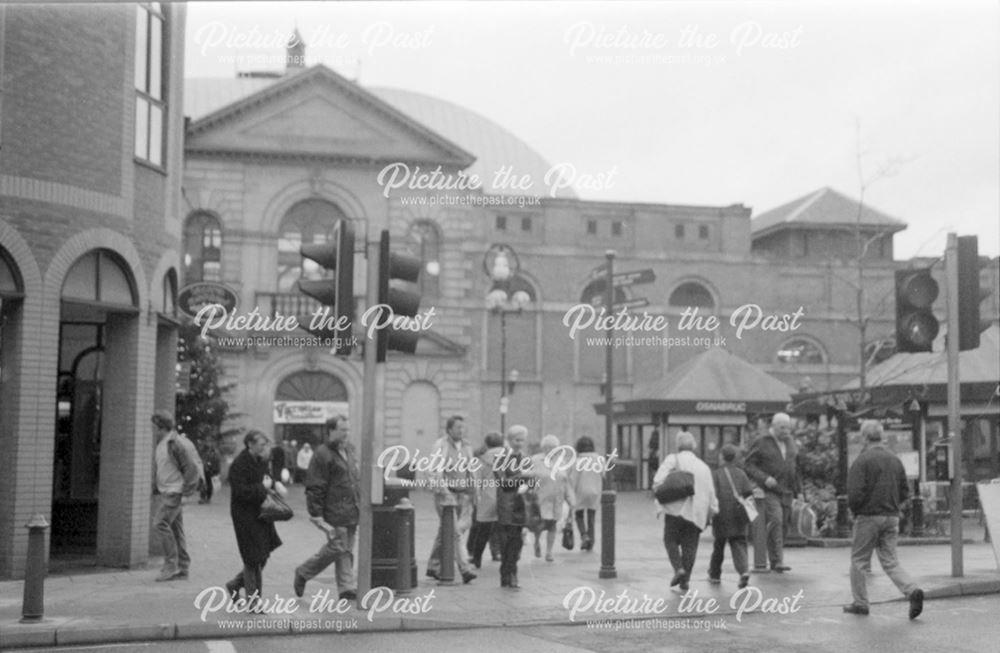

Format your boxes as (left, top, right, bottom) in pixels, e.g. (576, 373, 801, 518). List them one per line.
(225, 430, 285, 610)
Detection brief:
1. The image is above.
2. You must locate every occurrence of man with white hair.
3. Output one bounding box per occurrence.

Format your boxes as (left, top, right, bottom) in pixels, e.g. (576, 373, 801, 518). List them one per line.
(843, 420, 923, 619)
(744, 412, 802, 572)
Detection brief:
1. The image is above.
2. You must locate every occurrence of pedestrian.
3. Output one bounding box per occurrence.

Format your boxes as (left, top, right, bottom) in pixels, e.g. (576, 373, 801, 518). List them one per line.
(296, 442, 313, 485)
(225, 430, 284, 609)
(843, 420, 924, 619)
(568, 436, 602, 552)
(467, 431, 505, 568)
(647, 431, 661, 490)
(269, 438, 288, 484)
(530, 434, 575, 562)
(151, 410, 202, 582)
(293, 415, 360, 601)
(743, 412, 802, 572)
(199, 440, 220, 505)
(426, 415, 477, 584)
(709, 444, 753, 589)
(653, 431, 717, 592)
(495, 424, 533, 588)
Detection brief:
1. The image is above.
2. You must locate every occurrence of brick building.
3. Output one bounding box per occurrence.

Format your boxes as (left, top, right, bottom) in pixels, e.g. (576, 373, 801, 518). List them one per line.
(0, 3, 186, 578)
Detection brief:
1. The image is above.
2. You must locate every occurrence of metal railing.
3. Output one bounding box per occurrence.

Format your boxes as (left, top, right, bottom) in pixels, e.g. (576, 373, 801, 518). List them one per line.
(254, 291, 322, 319)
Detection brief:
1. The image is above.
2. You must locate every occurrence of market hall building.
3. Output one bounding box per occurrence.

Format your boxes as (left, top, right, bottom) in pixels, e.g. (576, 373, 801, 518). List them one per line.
(178, 37, 950, 473)
(0, 3, 187, 578)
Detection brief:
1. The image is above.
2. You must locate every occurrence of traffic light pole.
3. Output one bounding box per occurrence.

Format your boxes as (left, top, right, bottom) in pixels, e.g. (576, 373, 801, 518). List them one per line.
(945, 233, 963, 577)
(356, 237, 380, 602)
(600, 250, 617, 579)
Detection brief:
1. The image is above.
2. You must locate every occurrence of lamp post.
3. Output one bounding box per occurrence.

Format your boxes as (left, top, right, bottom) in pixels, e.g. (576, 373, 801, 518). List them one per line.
(485, 245, 531, 434)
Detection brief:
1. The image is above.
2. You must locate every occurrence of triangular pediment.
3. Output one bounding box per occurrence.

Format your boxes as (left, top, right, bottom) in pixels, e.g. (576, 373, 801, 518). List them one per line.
(186, 66, 475, 167)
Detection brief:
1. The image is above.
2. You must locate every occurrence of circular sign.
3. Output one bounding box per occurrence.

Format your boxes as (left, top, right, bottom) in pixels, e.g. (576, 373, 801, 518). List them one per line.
(177, 282, 239, 319)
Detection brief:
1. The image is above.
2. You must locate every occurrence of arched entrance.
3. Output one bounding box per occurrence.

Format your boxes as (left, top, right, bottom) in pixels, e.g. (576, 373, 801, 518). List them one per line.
(52, 249, 138, 557)
(273, 370, 349, 450)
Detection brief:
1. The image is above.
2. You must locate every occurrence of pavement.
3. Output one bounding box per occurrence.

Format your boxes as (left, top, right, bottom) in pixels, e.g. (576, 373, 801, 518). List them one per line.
(2, 486, 998, 649)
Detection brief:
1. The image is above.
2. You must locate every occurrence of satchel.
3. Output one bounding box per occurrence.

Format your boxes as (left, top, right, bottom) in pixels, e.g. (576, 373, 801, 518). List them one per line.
(654, 456, 695, 504)
(561, 521, 575, 550)
(259, 489, 293, 522)
(724, 467, 758, 523)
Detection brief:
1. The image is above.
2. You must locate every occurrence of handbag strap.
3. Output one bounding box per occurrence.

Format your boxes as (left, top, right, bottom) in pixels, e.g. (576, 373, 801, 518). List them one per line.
(723, 466, 739, 497)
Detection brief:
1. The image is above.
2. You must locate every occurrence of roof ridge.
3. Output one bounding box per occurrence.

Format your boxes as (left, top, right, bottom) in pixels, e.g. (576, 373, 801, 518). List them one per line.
(782, 187, 828, 224)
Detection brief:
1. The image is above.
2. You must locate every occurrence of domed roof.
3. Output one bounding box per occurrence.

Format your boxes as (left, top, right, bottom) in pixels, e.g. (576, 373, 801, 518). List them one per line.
(184, 73, 575, 199)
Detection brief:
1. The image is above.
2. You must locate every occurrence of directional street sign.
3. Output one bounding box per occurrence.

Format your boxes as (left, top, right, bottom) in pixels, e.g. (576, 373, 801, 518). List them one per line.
(611, 268, 655, 287)
(589, 295, 651, 310)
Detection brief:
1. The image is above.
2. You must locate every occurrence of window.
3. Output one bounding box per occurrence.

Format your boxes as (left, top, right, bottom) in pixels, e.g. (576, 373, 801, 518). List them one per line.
(162, 270, 177, 316)
(277, 199, 346, 292)
(495, 215, 507, 231)
(698, 225, 709, 239)
(668, 281, 714, 309)
(182, 213, 222, 283)
(586, 219, 597, 235)
(521, 216, 532, 232)
(675, 224, 685, 239)
(62, 250, 137, 307)
(134, 3, 166, 166)
(776, 338, 826, 365)
(612, 221, 623, 237)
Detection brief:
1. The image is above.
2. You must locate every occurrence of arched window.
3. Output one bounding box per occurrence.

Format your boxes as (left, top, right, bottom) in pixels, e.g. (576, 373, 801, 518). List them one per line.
(162, 269, 178, 316)
(408, 220, 441, 297)
(277, 199, 347, 292)
(668, 281, 715, 310)
(776, 338, 826, 365)
(183, 212, 222, 283)
(0, 248, 23, 297)
(62, 250, 137, 308)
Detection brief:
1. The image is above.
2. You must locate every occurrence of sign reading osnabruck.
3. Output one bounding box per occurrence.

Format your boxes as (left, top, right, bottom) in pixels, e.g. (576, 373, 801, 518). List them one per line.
(177, 282, 240, 320)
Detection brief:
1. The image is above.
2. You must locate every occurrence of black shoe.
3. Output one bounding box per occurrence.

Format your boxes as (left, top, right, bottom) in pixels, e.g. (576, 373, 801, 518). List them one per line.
(225, 579, 241, 602)
(293, 572, 306, 598)
(843, 603, 869, 615)
(679, 580, 690, 592)
(471, 558, 482, 569)
(772, 564, 791, 573)
(425, 570, 439, 580)
(670, 572, 684, 587)
(339, 590, 357, 601)
(500, 573, 510, 588)
(462, 571, 477, 584)
(738, 574, 750, 589)
(908, 588, 924, 620)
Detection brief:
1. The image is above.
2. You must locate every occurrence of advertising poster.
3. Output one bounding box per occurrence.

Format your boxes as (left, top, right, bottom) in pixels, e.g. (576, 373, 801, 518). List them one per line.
(1, 2, 998, 652)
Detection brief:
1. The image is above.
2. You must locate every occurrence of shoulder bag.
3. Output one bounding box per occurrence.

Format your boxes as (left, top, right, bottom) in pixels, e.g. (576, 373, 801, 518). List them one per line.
(654, 455, 695, 504)
(724, 467, 758, 523)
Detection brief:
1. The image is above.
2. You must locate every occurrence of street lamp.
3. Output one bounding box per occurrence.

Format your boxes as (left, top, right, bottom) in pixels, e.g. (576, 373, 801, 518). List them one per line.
(484, 244, 531, 434)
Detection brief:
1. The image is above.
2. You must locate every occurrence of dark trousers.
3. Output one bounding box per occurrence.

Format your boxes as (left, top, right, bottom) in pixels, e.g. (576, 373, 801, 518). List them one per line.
(575, 509, 596, 550)
(663, 514, 702, 580)
(228, 562, 264, 608)
(708, 535, 749, 579)
(200, 471, 214, 503)
(467, 520, 501, 564)
(498, 524, 523, 583)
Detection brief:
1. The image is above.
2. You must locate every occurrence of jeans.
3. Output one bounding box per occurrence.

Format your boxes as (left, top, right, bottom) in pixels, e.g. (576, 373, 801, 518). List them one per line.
(498, 524, 524, 582)
(154, 493, 189, 573)
(427, 493, 472, 575)
(297, 526, 357, 594)
(709, 536, 749, 579)
(663, 515, 701, 580)
(849, 515, 917, 608)
(761, 493, 788, 568)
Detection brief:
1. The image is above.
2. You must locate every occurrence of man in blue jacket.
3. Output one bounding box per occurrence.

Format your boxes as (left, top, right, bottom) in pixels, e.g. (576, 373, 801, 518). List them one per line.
(843, 420, 923, 619)
(293, 415, 360, 601)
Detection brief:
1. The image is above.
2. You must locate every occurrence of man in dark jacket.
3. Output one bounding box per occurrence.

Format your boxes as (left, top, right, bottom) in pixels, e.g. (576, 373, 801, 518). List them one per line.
(843, 420, 923, 619)
(743, 412, 802, 572)
(293, 415, 360, 601)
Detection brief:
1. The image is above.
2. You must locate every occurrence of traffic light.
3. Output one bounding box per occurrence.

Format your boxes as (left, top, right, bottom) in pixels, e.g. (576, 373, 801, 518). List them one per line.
(376, 229, 422, 363)
(297, 219, 355, 355)
(956, 235, 991, 351)
(894, 267, 939, 353)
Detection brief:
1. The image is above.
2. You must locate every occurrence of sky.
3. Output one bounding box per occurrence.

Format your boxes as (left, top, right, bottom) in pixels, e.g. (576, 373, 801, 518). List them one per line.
(184, 0, 1000, 259)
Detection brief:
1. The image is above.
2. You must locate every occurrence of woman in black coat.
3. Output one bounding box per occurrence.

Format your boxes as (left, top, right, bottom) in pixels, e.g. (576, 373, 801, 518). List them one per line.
(225, 430, 283, 607)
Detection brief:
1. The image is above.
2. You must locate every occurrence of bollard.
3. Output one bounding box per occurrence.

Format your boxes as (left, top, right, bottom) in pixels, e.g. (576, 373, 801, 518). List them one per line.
(599, 489, 617, 579)
(21, 513, 49, 623)
(835, 495, 851, 538)
(910, 493, 926, 537)
(438, 493, 457, 584)
(395, 498, 415, 593)
(751, 494, 768, 572)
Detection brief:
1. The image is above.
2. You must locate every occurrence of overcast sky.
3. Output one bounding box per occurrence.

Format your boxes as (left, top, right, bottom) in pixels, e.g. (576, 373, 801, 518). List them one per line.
(184, 1, 1000, 259)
